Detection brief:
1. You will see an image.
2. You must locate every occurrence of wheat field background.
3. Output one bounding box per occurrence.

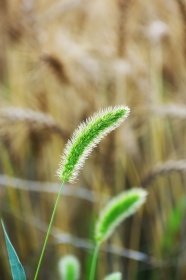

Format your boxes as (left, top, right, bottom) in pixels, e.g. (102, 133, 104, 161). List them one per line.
(0, 0, 186, 279)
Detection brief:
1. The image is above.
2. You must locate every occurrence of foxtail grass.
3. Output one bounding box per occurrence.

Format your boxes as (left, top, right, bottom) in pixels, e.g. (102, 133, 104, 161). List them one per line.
(89, 188, 147, 280)
(57, 105, 130, 183)
(95, 188, 147, 244)
(58, 255, 80, 280)
(34, 105, 130, 280)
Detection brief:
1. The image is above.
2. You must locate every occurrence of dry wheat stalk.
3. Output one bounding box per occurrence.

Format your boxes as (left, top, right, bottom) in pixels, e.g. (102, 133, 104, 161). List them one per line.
(36, 0, 86, 23)
(41, 53, 69, 85)
(142, 160, 186, 187)
(0, 107, 68, 139)
(151, 104, 186, 119)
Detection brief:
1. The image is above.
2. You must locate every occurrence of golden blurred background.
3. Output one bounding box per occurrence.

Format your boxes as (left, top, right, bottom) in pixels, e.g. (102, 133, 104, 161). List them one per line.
(0, 0, 186, 279)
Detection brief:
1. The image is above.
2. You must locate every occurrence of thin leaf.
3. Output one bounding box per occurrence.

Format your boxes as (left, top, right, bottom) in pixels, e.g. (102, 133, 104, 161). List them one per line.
(1, 220, 27, 280)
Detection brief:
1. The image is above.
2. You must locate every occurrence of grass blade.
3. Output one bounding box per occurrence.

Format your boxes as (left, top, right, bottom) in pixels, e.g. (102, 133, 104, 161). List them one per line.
(1, 220, 27, 280)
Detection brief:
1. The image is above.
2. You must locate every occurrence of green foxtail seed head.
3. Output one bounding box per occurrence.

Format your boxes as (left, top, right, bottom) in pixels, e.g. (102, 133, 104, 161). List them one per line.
(104, 272, 122, 280)
(57, 106, 130, 183)
(95, 188, 147, 244)
(58, 255, 80, 280)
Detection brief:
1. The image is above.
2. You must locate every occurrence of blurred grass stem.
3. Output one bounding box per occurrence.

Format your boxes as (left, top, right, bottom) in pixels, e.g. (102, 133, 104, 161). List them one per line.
(89, 244, 100, 280)
(34, 181, 65, 280)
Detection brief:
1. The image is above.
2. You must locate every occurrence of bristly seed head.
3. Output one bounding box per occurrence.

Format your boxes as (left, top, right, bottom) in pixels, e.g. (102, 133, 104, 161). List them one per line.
(95, 188, 147, 244)
(57, 105, 130, 183)
(58, 255, 80, 280)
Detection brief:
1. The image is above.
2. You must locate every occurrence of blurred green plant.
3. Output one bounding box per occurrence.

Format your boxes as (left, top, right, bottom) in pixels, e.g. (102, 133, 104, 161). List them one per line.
(58, 255, 80, 280)
(58, 256, 123, 280)
(161, 196, 186, 255)
(104, 272, 122, 280)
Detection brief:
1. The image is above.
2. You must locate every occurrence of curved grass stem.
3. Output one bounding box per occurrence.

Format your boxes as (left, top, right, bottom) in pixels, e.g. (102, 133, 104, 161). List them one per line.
(89, 244, 100, 280)
(34, 181, 65, 280)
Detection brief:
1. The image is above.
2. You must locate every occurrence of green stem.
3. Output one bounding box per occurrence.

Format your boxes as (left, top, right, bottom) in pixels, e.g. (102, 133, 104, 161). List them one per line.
(34, 181, 65, 280)
(89, 244, 100, 280)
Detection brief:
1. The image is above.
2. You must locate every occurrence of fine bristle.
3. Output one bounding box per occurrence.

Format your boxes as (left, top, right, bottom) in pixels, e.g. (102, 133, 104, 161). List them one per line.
(57, 106, 130, 182)
(95, 188, 147, 244)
